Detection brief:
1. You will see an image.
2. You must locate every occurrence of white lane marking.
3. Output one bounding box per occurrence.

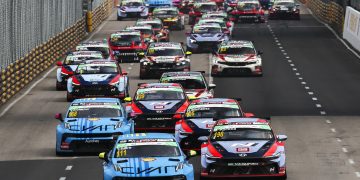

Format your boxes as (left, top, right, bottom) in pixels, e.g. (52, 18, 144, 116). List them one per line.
(355, 172, 360, 178)
(286, 56, 290, 59)
(326, 119, 332, 124)
(65, 165, 73, 171)
(342, 147, 348, 153)
(308, 92, 314, 95)
(320, 111, 326, 115)
(0, 66, 57, 118)
(128, 67, 132, 70)
(316, 104, 322, 108)
(305, 86, 310, 89)
(85, 11, 115, 41)
(331, 128, 336, 133)
(277, 43, 281, 46)
(307, 9, 360, 60)
(288, 60, 292, 63)
(279, 46, 283, 49)
(298, 77, 303, 80)
(130, 63, 134, 66)
(292, 68, 297, 71)
(295, 72, 300, 75)
(301, 81, 306, 84)
(281, 49, 285, 52)
(312, 97, 318, 100)
(283, 52, 287, 55)
(59, 177, 66, 180)
(349, 159, 355, 164)
(337, 138, 342, 142)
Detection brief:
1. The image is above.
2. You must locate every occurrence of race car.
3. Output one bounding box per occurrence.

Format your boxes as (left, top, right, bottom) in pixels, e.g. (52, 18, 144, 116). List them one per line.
(186, 23, 229, 53)
(99, 133, 196, 180)
(175, 98, 254, 151)
(56, 51, 104, 90)
(66, 60, 129, 102)
(224, 0, 239, 10)
(125, 83, 192, 132)
(196, 17, 234, 36)
(211, 40, 263, 76)
(201, 118, 287, 179)
(178, 0, 194, 14)
(159, 71, 215, 99)
(55, 98, 134, 155)
(125, 25, 158, 43)
(135, 18, 170, 42)
(139, 42, 191, 79)
(152, 7, 185, 30)
(117, 0, 149, 20)
(145, 0, 172, 12)
(268, 0, 300, 20)
(228, 0, 265, 23)
(188, 1, 218, 24)
(108, 30, 147, 62)
(202, 11, 230, 20)
(76, 41, 110, 59)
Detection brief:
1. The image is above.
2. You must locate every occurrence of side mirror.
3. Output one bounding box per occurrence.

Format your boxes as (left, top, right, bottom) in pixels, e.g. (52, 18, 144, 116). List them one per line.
(186, 150, 197, 160)
(198, 136, 208, 142)
(185, 51, 192, 56)
(244, 112, 254, 117)
(208, 83, 216, 89)
(56, 61, 63, 66)
(148, 12, 152, 16)
(99, 152, 109, 162)
(257, 50, 263, 55)
(226, 22, 232, 28)
(277, 135, 287, 141)
(124, 97, 132, 102)
(122, 70, 128, 75)
(55, 113, 63, 122)
(179, 12, 184, 15)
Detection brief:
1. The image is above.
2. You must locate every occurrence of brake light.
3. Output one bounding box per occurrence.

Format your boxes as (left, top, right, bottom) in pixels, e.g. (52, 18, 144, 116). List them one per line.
(131, 103, 143, 115)
(208, 143, 223, 158)
(71, 76, 80, 86)
(263, 142, 278, 157)
(181, 120, 193, 133)
(176, 101, 189, 114)
(61, 66, 72, 76)
(60, 142, 70, 149)
(109, 75, 121, 86)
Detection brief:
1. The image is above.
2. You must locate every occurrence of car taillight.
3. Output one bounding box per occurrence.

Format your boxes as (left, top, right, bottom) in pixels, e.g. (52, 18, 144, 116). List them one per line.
(131, 103, 143, 115)
(176, 101, 189, 114)
(72, 76, 80, 86)
(181, 120, 193, 133)
(208, 143, 223, 158)
(263, 142, 277, 157)
(109, 75, 121, 86)
(60, 142, 70, 149)
(61, 66, 72, 76)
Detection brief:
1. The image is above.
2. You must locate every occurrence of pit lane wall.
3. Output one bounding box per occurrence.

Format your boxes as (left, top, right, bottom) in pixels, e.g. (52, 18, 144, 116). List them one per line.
(343, 6, 360, 51)
(307, 0, 344, 34)
(0, 0, 114, 105)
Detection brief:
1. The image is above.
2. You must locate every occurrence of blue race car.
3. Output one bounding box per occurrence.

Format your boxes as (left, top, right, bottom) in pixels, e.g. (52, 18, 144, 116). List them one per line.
(66, 60, 129, 102)
(186, 23, 229, 53)
(99, 133, 196, 180)
(55, 98, 134, 155)
(201, 118, 287, 179)
(145, 0, 172, 11)
(117, 0, 149, 20)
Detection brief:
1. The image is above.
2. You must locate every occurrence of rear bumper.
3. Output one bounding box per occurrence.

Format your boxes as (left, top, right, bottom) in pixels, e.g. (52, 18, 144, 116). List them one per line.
(140, 63, 190, 77)
(201, 172, 286, 178)
(70, 85, 126, 99)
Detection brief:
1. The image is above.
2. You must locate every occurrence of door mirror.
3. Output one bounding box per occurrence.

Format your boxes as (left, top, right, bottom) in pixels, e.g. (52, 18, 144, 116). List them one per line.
(67, 71, 74, 76)
(55, 113, 63, 122)
(188, 95, 198, 101)
(124, 97, 132, 102)
(185, 51, 192, 56)
(208, 84, 216, 89)
(99, 152, 109, 162)
(244, 112, 254, 117)
(56, 61, 63, 66)
(277, 135, 287, 141)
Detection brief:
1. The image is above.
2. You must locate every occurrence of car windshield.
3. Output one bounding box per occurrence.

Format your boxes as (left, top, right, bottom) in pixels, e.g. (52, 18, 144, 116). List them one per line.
(135, 89, 185, 100)
(114, 139, 181, 158)
(79, 47, 110, 59)
(147, 48, 184, 56)
(163, 78, 206, 89)
(219, 46, 255, 55)
(238, 3, 260, 10)
(200, 21, 225, 28)
(211, 128, 274, 141)
(123, 1, 143, 6)
(154, 10, 178, 15)
(136, 29, 153, 36)
(197, 4, 217, 12)
(275, 2, 294, 6)
(76, 64, 118, 74)
(67, 107, 121, 118)
(193, 26, 221, 34)
(186, 107, 241, 118)
(139, 22, 162, 29)
(64, 56, 101, 65)
(110, 35, 141, 46)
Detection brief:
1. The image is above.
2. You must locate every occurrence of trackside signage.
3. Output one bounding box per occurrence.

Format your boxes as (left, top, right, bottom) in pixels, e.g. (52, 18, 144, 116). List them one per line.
(343, 6, 360, 50)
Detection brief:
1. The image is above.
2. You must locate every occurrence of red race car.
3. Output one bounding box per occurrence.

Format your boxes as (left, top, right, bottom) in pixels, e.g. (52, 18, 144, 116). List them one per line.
(108, 30, 147, 63)
(228, 0, 265, 23)
(188, 1, 218, 25)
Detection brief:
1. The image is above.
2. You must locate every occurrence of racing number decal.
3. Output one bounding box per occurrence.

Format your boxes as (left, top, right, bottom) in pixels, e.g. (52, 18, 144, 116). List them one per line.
(213, 131, 224, 138)
(137, 93, 145, 100)
(117, 149, 127, 157)
(219, 47, 227, 53)
(68, 111, 78, 118)
(148, 48, 155, 54)
(186, 111, 195, 117)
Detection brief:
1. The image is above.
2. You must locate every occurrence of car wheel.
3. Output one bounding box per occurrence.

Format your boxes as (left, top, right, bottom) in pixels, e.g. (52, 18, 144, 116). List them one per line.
(66, 92, 74, 102)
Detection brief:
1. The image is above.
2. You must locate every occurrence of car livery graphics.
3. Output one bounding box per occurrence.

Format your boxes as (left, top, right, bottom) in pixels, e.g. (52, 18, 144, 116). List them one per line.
(269, 0, 300, 20)
(117, 0, 149, 20)
(211, 40, 263, 76)
(160, 71, 215, 99)
(55, 98, 134, 155)
(108, 30, 147, 62)
(186, 23, 229, 53)
(152, 7, 185, 30)
(188, 2, 218, 24)
(56, 51, 104, 90)
(175, 98, 251, 151)
(196, 17, 234, 36)
(135, 18, 170, 42)
(66, 60, 129, 101)
(76, 41, 111, 59)
(100, 133, 195, 180)
(139, 42, 191, 79)
(201, 118, 287, 179)
(145, 0, 172, 11)
(126, 83, 190, 132)
(228, 0, 265, 23)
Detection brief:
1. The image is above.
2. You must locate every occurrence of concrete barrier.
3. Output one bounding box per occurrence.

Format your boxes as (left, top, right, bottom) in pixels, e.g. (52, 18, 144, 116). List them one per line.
(343, 6, 360, 51)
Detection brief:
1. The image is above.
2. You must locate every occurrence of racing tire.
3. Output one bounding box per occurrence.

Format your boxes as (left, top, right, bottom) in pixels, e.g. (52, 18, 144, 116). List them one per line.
(56, 81, 65, 91)
(66, 92, 74, 102)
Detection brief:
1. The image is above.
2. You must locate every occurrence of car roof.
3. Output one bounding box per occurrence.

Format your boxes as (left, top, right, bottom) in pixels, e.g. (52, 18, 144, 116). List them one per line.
(215, 118, 269, 124)
(194, 23, 221, 28)
(139, 83, 182, 88)
(274, 0, 295, 2)
(191, 98, 237, 103)
(195, 1, 217, 5)
(72, 98, 120, 103)
(149, 42, 182, 48)
(117, 133, 175, 141)
(198, 18, 224, 22)
(238, 0, 260, 3)
(112, 30, 141, 36)
(125, 25, 152, 30)
(153, 7, 178, 11)
(220, 40, 254, 47)
(162, 71, 203, 77)
(136, 18, 162, 23)
(83, 60, 117, 64)
(122, 0, 144, 3)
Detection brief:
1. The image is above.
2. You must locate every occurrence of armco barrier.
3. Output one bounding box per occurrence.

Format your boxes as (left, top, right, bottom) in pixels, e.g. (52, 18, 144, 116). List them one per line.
(0, 0, 114, 105)
(307, 0, 344, 34)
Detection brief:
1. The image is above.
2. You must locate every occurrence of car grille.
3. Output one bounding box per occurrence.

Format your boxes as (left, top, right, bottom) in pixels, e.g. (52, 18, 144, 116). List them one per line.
(223, 68, 252, 75)
(218, 61, 256, 66)
(207, 159, 279, 175)
(77, 84, 116, 96)
(153, 62, 176, 68)
(112, 175, 186, 180)
(69, 140, 116, 152)
(126, 12, 141, 17)
(135, 114, 177, 131)
(61, 132, 123, 142)
(115, 49, 138, 61)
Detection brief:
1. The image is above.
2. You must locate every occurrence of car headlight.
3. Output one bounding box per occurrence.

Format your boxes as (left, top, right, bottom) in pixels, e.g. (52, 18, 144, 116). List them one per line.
(145, 3, 149, 6)
(190, 38, 196, 43)
(64, 123, 70, 129)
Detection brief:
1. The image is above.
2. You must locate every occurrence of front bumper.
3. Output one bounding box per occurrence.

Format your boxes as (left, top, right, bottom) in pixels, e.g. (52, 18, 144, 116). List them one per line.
(70, 85, 126, 99)
(134, 114, 180, 132)
(187, 41, 221, 51)
(269, 11, 300, 18)
(211, 62, 262, 76)
(140, 62, 190, 78)
(112, 49, 143, 62)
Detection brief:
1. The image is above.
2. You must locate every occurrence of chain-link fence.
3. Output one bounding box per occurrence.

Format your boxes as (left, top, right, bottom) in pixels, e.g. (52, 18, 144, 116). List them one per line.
(0, 0, 84, 70)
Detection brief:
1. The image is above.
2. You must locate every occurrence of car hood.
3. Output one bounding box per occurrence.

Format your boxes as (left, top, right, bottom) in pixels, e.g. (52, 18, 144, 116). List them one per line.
(65, 117, 126, 133)
(137, 100, 182, 112)
(186, 118, 215, 136)
(147, 56, 187, 63)
(222, 54, 257, 62)
(191, 33, 224, 41)
(212, 140, 274, 157)
(111, 156, 186, 177)
(184, 89, 211, 98)
(77, 74, 115, 84)
(275, 5, 294, 11)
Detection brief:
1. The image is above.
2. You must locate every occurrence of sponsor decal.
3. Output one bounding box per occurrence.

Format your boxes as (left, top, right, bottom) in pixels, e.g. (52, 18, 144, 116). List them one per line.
(142, 157, 156, 162)
(154, 105, 165, 109)
(119, 166, 177, 174)
(236, 147, 249, 152)
(228, 162, 259, 166)
(85, 139, 100, 143)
